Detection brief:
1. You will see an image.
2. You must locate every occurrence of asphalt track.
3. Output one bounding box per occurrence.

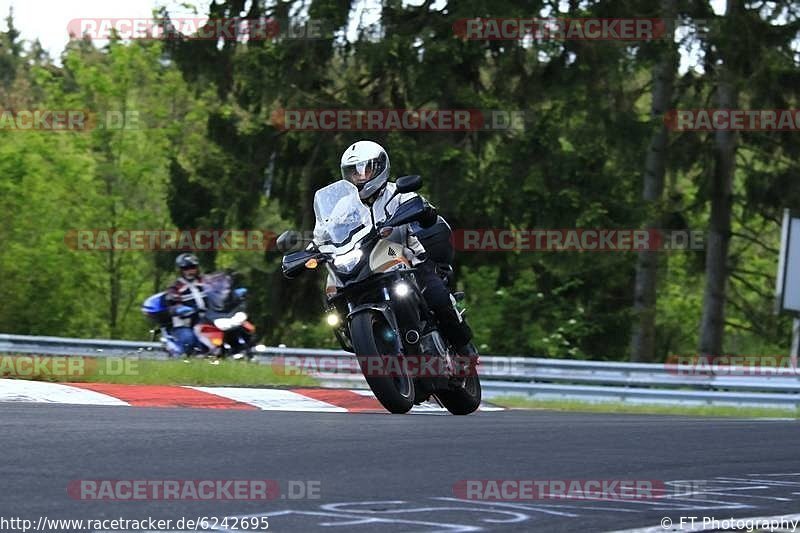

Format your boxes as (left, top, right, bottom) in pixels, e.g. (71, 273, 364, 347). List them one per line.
(1, 404, 798, 532)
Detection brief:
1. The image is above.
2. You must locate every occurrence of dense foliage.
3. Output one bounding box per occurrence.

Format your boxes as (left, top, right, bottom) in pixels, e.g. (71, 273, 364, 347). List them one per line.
(0, 1, 798, 361)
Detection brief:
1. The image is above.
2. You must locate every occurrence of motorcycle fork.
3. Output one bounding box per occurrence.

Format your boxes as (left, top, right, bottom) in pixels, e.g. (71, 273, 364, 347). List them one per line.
(391, 286, 429, 355)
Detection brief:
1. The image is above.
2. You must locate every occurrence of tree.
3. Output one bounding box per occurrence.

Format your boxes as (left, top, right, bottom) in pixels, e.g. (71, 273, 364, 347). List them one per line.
(630, 0, 678, 362)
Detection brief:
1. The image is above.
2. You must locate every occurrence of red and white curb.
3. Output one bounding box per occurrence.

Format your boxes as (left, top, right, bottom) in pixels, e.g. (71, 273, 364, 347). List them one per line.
(0, 379, 502, 413)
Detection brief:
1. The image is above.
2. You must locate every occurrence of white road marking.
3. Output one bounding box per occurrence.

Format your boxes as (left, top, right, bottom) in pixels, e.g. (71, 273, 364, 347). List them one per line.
(189, 386, 348, 412)
(201, 474, 800, 533)
(433, 497, 580, 517)
(0, 378, 128, 406)
(321, 500, 532, 523)
(715, 477, 800, 487)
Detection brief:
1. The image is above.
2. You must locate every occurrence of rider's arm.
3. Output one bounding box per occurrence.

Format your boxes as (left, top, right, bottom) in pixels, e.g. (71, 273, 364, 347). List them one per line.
(396, 191, 437, 228)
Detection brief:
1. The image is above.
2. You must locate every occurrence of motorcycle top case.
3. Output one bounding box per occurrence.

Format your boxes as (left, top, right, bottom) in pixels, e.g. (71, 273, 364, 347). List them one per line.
(141, 292, 171, 326)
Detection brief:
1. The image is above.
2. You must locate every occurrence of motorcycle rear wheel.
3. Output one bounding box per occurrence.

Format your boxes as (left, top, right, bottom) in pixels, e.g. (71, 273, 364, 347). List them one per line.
(436, 373, 482, 415)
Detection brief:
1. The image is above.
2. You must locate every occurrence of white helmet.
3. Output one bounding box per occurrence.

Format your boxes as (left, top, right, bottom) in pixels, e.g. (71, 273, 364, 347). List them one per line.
(340, 140, 389, 201)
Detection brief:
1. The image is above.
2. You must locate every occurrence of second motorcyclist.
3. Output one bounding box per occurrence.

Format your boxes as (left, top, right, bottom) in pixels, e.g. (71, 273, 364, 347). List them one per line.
(165, 253, 209, 356)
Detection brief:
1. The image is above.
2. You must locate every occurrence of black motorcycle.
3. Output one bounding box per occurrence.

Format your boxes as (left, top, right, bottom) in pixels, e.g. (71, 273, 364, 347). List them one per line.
(278, 175, 481, 414)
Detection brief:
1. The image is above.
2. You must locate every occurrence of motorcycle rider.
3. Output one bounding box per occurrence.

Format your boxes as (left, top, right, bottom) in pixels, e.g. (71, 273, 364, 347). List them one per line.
(338, 140, 478, 358)
(165, 253, 209, 356)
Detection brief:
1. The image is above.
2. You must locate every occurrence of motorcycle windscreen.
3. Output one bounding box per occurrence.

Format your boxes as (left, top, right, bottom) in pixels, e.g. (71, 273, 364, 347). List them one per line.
(312, 180, 372, 254)
(203, 272, 233, 311)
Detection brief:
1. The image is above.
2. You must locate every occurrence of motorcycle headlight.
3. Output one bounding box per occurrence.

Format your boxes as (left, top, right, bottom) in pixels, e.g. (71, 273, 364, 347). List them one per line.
(326, 313, 340, 326)
(394, 282, 410, 297)
(333, 248, 363, 273)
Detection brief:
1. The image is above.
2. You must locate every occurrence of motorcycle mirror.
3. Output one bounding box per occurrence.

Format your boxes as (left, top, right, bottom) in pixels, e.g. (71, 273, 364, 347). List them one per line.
(382, 176, 423, 219)
(395, 175, 422, 194)
(276, 230, 305, 252)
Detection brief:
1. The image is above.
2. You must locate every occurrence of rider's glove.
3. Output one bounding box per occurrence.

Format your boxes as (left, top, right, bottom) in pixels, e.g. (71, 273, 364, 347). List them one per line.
(419, 201, 438, 228)
(175, 305, 195, 318)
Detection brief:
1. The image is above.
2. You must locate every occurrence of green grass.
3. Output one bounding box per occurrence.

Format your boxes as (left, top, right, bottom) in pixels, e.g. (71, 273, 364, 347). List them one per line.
(490, 395, 800, 419)
(0, 355, 317, 387)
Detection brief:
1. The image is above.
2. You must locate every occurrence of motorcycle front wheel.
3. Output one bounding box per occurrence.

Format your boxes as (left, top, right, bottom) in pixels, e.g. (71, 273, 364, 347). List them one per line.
(350, 312, 414, 414)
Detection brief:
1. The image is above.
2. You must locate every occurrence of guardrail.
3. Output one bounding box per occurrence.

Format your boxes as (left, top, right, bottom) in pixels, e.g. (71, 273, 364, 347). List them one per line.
(1, 333, 798, 409)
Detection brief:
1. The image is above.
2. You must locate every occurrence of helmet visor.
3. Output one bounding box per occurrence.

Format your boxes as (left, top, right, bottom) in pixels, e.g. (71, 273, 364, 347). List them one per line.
(341, 153, 386, 189)
(180, 264, 199, 280)
(341, 160, 377, 188)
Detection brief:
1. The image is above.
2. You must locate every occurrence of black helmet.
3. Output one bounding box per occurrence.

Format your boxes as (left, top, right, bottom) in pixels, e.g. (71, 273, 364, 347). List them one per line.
(175, 253, 200, 270)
